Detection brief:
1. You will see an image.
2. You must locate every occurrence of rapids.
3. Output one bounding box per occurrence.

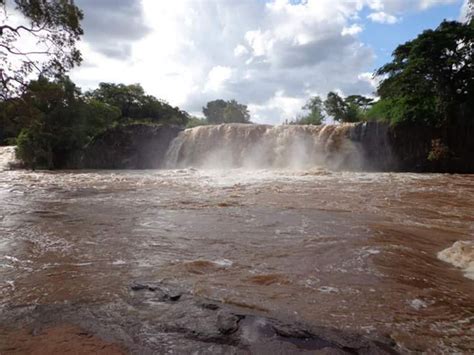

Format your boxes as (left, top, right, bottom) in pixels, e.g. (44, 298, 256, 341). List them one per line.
(0, 166, 473, 352)
(0, 142, 473, 352)
(438, 241, 474, 280)
(0, 146, 16, 171)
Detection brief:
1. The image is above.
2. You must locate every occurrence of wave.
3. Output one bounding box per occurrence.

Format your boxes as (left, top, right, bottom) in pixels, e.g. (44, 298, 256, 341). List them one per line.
(437, 241, 474, 280)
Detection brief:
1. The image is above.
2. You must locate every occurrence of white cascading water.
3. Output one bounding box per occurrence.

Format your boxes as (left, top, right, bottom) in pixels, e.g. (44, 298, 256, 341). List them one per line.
(164, 123, 362, 170)
(0, 146, 16, 170)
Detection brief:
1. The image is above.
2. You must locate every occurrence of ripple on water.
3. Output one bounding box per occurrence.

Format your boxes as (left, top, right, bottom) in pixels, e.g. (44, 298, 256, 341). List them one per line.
(0, 169, 473, 352)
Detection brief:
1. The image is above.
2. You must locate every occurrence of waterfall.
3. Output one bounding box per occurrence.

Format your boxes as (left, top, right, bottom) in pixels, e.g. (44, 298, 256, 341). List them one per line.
(164, 123, 363, 170)
(0, 146, 16, 170)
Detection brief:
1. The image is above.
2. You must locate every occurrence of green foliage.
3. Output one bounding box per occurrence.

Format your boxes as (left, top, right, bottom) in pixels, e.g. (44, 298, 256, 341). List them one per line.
(16, 121, 52, 169)
(87, 83, 189, 126)
(12, 77, 113, 169)
(203, 99, 250, 124)
(2, 77, 192, 168)
(374, 20, 474, 126)
(0, 0, 83, 99)
(83, 99, 121, 138)
(324, 92, 373, 122)
(0, 98, 23, 144)
(186, 116, 209, 128)
(290, 96, 324, 125)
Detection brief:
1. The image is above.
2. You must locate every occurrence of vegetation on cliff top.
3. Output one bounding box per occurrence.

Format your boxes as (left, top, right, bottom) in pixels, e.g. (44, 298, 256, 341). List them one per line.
(2, 79, 191, 169)
(370, 20, 474, 127)
(292, 19, 473, 127)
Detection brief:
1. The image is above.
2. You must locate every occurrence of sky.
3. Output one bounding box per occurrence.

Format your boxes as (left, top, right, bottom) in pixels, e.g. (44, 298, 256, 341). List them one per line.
(66, 0, 469, 124)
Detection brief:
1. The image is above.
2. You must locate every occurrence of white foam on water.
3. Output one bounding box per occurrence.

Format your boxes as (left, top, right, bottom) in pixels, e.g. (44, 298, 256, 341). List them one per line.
(112, 259, 127, 265)
(214, 259, 233, 267)
(0, 146, 17, 170)
(437, 241, 474, 280)
(70, 262, 92, 266)
(409, 299, 428, 310)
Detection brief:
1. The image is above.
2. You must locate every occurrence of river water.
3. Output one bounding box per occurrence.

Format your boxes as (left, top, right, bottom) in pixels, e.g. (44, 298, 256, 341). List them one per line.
(0, 162, 473, 352)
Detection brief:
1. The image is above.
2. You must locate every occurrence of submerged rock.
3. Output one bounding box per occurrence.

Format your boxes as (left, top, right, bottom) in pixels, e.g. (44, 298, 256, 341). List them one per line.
(0, 281, 398, 354)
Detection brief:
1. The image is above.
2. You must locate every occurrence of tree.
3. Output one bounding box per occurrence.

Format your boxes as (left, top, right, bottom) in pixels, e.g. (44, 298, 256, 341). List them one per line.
(203, 99, 250, 124)
(186, 116, 208, 128)
(0, 97, 23, 144)
(87, 83, 145, 119)
(324, 92, 347, 122)
(14, 76, 120, 169)
(0, 0, 83, 99)
(374, 20, 474, 125)
(323, 92, 372, 122)
(202, 99, 226, 124)
(291, 96, 324, 125)
(87, 83, 189, 125)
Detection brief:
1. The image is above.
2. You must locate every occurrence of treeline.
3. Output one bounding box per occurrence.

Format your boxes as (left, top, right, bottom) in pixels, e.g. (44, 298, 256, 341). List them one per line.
(293, 20, 473, 127)
(289, 93, 374, 125)
(187, 99, 251, 128)
(0, 77, 189, 168)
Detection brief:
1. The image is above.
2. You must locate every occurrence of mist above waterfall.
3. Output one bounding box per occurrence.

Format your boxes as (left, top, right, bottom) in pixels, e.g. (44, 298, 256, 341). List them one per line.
(165, 123, 363, 170)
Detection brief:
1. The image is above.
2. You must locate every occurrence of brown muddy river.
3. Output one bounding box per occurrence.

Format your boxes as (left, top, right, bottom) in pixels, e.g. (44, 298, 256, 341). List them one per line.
(0, 168, 473, 353)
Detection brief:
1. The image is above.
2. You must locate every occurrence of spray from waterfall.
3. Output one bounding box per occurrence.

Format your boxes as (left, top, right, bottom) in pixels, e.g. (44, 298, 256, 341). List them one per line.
(164, 123, 363, 170)
(0, 146, 17, 170)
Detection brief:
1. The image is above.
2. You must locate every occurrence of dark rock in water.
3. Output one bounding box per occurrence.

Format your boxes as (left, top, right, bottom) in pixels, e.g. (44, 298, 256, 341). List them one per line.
(77, 123, 182, 169)
(217, 312, 242, 335)
(199, 302, 220, 311)
(130, 281, 182, 302)
(0, 281, 399, 354)
(130, 282, 152, 291)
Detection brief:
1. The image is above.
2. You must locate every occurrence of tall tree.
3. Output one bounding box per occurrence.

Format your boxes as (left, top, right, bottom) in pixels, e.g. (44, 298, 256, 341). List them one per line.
(203, 99, 250, 124)
(324, 92, 347, 122)
(0, 0, 83, 99)
(15, 76, 87, 168)
(291, 96, 324, 125)
(375, 20, 474, 125)
(87, 83, 189, 125)
(323, 92, 372, 122)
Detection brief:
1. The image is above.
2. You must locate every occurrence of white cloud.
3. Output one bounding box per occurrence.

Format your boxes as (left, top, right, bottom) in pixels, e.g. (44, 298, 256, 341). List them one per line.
(234, 44, 249, 57)
(249, 91, 306, 124)
(205, 66, 233, 92)
(68, 0, 464, 124)
(368, 0, 457, 13)
(367, 11, 399, 24)
(357, 72, 380, 93)
(342, 24, 364, 36)
(459, 0, 470, 22)
(245, 30, 275, 57)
